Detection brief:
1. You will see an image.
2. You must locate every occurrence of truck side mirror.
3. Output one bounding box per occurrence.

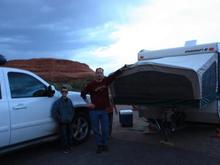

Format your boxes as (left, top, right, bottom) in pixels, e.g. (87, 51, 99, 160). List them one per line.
(47, 85, 55, 97)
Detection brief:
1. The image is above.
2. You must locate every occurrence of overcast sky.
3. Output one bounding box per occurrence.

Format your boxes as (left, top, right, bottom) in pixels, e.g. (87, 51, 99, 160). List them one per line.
(1, 0, 220, 74)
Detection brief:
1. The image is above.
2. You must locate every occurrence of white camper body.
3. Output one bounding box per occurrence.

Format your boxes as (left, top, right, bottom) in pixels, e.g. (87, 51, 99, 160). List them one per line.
(111, 42, 220, 124)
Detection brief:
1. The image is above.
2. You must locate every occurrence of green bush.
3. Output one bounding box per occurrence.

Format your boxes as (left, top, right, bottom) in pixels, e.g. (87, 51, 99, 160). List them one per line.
(50, 76, 94, 92)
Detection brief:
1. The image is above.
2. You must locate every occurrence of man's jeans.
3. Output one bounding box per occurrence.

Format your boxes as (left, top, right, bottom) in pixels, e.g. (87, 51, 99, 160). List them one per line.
(90, 110, 109, 146)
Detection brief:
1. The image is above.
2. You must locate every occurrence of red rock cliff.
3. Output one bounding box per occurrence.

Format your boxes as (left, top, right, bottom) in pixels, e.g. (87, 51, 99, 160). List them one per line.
(4, 58, 95, 82)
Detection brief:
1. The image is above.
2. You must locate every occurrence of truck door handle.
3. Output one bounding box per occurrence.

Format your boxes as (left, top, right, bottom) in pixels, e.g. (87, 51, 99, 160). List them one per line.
(13, 104, 27, 110)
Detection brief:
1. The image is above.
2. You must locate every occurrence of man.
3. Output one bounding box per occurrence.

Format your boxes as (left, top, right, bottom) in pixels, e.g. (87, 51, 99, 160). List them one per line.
(81, 67, 125, 153)
(52, 86, 74, 154)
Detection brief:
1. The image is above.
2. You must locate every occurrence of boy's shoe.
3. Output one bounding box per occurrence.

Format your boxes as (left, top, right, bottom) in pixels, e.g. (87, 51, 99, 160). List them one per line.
(96, 145, 102, 154)
(63, 149, 70, 154)
(102, 145, 109, 152)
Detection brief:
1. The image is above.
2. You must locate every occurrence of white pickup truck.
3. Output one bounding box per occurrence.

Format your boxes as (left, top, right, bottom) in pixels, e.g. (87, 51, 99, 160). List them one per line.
(0, 65, 91, 153)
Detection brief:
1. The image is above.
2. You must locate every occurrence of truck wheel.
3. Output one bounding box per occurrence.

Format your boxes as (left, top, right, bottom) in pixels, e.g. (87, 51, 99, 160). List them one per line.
(72, 112, 91, 144)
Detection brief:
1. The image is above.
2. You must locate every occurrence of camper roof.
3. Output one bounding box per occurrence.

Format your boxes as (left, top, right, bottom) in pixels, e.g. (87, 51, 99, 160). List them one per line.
(138, 42, 220, 61)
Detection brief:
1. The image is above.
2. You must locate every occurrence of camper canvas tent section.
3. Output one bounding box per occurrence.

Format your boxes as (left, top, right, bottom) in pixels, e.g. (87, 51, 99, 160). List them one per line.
(110, 43, 220, 107)
(110, 42, 220, 124)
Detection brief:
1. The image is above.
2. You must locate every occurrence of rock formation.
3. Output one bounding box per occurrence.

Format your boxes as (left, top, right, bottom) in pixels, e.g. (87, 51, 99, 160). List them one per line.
(3, 58, 95, 82)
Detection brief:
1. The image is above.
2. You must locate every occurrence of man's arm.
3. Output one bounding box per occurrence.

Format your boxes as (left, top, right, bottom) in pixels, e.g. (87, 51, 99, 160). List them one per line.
(81, 88, 89, 103)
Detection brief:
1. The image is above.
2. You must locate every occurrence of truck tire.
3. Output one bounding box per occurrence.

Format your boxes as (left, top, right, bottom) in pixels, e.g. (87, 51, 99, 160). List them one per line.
(72, 112, 91, 144)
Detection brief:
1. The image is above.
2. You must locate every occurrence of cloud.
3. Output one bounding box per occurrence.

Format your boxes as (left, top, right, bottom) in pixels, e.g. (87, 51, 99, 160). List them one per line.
(1, 0, 219, 75)
(0, 0, 146, 61)
(86, 0, 220, 74)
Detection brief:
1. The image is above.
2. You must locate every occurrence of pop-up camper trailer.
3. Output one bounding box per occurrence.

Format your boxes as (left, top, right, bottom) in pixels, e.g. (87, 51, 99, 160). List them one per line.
(110, 42, 220, 124)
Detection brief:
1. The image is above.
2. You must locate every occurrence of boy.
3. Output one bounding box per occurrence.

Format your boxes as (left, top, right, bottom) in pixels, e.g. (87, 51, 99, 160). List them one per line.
(52, 86, 74, 153)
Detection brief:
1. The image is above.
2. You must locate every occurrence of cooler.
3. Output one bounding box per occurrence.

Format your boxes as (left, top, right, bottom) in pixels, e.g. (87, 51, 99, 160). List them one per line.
(119, 109, 133, 127)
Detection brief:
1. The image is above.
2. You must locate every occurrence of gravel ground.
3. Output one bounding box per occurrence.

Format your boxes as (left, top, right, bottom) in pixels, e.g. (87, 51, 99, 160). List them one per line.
(1, 105, 220, 165)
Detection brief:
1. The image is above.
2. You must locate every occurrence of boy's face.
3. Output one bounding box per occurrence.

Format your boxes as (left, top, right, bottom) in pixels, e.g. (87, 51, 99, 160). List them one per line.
(61, 88, 68, 98)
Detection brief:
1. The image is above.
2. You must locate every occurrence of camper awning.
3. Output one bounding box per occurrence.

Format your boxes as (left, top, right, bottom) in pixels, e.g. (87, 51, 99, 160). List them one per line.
(110, 53, 217, 106)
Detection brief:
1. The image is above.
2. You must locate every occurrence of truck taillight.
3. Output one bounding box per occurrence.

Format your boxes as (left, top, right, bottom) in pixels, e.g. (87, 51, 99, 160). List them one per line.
(208, 47, 215, 51)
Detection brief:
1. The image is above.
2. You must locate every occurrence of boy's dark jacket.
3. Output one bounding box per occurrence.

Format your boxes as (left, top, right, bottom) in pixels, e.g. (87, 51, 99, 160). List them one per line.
(52, 97, 74, 123)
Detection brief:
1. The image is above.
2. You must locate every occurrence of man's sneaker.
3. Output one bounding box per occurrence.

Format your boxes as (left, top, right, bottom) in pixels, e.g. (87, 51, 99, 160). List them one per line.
(96, 145, 102, 154)
(102, 145, 109, 152)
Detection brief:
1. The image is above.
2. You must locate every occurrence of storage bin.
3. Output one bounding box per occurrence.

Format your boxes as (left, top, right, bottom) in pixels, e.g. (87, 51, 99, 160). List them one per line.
(119, 109, 133, 127)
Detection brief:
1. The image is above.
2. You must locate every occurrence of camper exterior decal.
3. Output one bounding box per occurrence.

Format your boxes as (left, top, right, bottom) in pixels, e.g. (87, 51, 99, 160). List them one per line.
(185, 47, 216, 54)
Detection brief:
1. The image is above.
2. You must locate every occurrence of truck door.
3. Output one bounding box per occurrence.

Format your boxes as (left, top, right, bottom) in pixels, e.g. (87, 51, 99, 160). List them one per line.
(0, 71, 10, 148)
(6, 71, 58, 144)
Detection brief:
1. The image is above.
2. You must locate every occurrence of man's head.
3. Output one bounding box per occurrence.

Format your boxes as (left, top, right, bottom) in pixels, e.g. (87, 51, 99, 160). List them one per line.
(61, 86, 68, 98)
(95, 67, 104, 82)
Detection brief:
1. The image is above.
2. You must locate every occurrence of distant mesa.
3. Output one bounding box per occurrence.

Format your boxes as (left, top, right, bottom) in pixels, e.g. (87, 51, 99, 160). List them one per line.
(3, 58, 95, 82)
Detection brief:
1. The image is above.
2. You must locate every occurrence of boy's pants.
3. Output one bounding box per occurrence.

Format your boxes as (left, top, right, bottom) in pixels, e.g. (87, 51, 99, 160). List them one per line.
(59, 123, 73, 149)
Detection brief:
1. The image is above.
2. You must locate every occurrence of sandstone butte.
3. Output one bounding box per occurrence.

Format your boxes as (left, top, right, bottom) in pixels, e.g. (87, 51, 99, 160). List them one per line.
(3, 58, 95, 83)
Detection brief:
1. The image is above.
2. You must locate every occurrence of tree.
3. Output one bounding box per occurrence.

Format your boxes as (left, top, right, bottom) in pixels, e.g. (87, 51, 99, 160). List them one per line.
(0, 54, 7, 65)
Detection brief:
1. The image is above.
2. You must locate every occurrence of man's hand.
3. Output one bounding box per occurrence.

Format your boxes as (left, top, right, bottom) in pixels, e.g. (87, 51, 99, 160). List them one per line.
(87, 103, 95, 109)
